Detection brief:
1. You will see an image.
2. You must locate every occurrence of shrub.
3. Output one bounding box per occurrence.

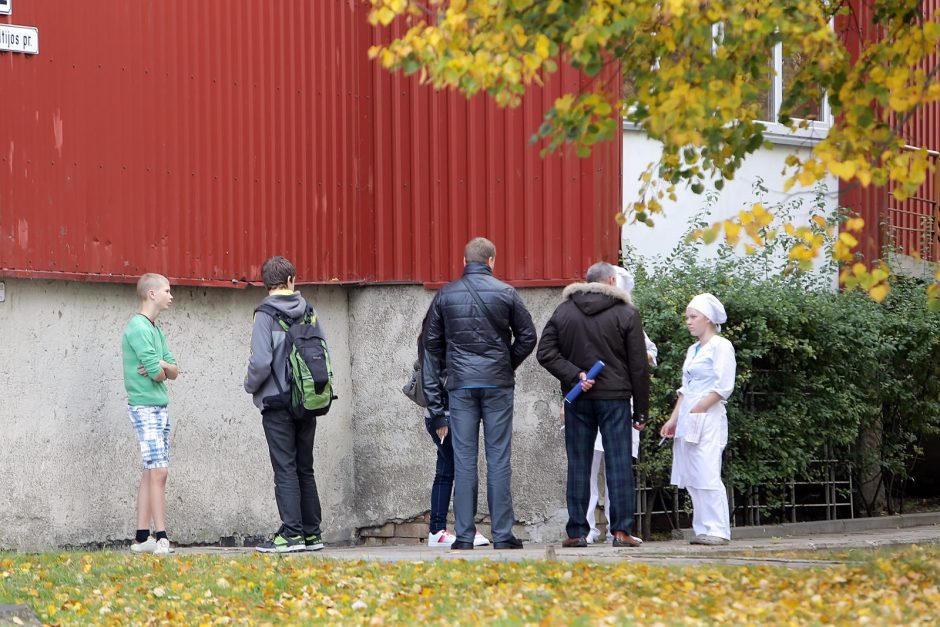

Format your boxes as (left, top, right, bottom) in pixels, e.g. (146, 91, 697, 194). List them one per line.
(627, 190, 940, 518)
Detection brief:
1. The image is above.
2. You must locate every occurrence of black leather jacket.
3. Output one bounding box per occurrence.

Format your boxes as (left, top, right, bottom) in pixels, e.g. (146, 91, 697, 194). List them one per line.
(422, 262, 537, 422)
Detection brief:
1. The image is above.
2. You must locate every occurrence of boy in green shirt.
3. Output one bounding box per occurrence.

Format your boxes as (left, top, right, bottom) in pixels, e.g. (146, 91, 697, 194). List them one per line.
(122, 273, 178, 555)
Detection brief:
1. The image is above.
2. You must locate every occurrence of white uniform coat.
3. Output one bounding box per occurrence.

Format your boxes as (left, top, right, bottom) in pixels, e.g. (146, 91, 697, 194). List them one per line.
(671, 336, 736, 490)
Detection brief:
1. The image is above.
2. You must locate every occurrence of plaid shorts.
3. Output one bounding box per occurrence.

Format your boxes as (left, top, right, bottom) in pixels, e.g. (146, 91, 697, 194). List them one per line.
(128, 405, 171, 469)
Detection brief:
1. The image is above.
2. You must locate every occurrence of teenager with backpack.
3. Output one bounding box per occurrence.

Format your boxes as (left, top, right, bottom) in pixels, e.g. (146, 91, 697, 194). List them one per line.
(245, 256, 328, 553)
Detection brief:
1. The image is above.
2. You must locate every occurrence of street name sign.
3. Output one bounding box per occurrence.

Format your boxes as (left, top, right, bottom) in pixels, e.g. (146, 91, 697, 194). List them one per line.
(0, 23, 37, 54)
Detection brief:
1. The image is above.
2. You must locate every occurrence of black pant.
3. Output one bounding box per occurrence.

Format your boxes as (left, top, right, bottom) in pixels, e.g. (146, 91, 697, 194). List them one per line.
(261, 408, 322, 537)
(426, 416, 455, 534)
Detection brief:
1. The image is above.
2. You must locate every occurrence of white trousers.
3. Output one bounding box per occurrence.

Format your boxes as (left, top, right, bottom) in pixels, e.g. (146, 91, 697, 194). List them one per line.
(586, 450, 610, 534)
(687, 485, 731, 540)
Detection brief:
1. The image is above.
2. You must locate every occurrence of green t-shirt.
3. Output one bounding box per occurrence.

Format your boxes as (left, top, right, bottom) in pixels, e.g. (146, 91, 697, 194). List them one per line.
(122, 314, 176, 406)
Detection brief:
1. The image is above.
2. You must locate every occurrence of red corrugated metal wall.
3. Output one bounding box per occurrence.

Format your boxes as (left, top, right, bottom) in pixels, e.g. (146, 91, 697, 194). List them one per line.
(369, 20, 622, 285)
(888, 0, 940, 261)
(0, 1, 621, 287)
(838, 0, 940, 262)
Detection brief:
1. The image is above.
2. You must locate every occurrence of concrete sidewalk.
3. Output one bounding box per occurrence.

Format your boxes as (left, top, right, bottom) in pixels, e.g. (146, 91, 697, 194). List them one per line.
(176, 516, 940, 568)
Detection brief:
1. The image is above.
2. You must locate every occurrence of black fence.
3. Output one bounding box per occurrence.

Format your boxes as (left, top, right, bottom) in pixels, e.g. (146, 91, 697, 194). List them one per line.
(625, 445, 854, 539)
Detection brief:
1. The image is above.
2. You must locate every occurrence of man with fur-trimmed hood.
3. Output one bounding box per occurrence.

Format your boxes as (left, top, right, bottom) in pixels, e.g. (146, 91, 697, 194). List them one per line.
(537, 261, 650, 548)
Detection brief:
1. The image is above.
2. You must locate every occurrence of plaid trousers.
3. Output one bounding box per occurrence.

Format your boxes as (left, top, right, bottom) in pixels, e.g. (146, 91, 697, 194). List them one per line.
(564, 398, 634, 539)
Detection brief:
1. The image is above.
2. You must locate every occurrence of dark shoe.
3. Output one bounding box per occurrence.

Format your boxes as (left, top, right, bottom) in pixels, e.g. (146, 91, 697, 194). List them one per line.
(256, 532, 305, 553)
(562, 536, 588, 548)
(450, 540, 474, 550)
(304, 534, 324, 551)
(493, 536, 524, 549)
(612, 531, 642, 548)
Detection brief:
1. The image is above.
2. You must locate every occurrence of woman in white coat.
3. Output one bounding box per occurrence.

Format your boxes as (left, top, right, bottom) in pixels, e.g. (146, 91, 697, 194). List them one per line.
(660, 293, 736, 545)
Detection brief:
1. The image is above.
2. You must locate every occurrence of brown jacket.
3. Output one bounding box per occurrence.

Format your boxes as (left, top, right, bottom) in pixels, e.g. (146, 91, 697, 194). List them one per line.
(536, 282, 650, 421)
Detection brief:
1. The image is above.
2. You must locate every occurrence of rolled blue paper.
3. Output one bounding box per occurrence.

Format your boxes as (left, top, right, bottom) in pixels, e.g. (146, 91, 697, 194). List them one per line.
(564, 360, 605, 404)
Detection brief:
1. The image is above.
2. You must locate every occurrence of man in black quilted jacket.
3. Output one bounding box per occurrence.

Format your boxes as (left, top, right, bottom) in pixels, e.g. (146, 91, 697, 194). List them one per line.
(422, 237, 537, 550)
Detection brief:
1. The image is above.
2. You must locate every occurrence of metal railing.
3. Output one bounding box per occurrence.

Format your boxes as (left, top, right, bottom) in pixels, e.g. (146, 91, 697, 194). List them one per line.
(624, 449, 854, 539)
(586, 446, 855, 540)
(887, 146, 940, 261)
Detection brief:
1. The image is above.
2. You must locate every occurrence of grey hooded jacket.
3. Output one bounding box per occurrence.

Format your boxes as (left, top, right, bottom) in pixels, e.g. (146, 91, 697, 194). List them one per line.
(244, 291, 315, 410)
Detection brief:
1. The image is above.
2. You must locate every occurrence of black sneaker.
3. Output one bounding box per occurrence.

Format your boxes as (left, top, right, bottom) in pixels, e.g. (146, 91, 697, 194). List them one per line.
(255, 532, 305, 553)
(450, 540, 474, 550)
(493, 536, 524, 549)
(304, 534, 324, 551)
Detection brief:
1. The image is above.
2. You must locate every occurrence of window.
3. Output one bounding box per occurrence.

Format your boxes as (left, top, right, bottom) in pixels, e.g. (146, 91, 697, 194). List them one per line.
(715, 22, 832, 143)
(760, 41, 832, 144)
(622, 26, 833, 146)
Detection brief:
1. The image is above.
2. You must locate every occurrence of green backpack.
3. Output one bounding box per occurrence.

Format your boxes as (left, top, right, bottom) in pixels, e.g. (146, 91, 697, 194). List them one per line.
(256, 303, 336, 417)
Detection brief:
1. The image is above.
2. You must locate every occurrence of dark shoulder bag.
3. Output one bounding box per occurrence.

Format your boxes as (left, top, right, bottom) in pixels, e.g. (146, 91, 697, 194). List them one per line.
(402, 359, 428, 407)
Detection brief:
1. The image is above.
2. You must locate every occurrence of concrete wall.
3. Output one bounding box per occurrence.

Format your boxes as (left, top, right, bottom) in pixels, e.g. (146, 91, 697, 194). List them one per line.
(0, 278, 356, 550)
(0, 278, 575, 549)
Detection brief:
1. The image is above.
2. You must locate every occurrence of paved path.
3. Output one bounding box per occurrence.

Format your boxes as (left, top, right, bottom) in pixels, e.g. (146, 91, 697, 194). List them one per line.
(175, 523, 940, 568)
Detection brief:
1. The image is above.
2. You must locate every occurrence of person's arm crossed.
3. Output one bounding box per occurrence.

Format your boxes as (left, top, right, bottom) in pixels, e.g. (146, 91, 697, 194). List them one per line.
(161, 341, 179, 380)
(130, 327, 167, 383)
(160, 361, 179, 380)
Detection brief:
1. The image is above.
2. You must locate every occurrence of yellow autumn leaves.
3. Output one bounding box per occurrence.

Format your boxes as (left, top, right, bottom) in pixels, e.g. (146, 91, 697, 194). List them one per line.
(2, 547, 940, 624)
(683, 202, 898, 301)
(368, 0, 940, 305)
(368, 0, 559, 107)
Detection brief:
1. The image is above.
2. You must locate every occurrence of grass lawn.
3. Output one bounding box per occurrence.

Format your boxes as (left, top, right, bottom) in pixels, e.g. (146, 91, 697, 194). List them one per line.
(1, 545, 938, 625)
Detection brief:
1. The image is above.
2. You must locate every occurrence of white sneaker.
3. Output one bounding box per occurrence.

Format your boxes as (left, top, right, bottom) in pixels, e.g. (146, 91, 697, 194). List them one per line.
(428, 530, 457, 548)
(586, 529, 600, 545)
(131, 536, 157, 553)
(473, 531, 490, 547)
(153, 538, 173, 555)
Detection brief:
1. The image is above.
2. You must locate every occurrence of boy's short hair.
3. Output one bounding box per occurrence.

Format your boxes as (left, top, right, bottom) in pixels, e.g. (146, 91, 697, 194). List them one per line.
(261, 256, 296, 290)
(136, 273, 169, 300)
(464, 237, 496, 264)
(585, 262, 616, 283)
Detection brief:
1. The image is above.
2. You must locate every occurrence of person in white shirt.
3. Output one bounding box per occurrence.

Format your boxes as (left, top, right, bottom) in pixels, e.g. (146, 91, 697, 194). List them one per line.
(660, 293, 736, 545)
(585, 266, 657, 544)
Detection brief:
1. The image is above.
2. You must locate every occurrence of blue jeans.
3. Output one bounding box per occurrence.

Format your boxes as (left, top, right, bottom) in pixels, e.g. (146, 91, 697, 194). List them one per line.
(564, 398, 634, 539)
(448, 386, 516, 543)
(426, 417, 455, 534)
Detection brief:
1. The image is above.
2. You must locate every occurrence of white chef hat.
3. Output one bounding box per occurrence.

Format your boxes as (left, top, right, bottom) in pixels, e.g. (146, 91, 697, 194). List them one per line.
(687, 293, 727, 329)
(614, 265, 635, 295)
